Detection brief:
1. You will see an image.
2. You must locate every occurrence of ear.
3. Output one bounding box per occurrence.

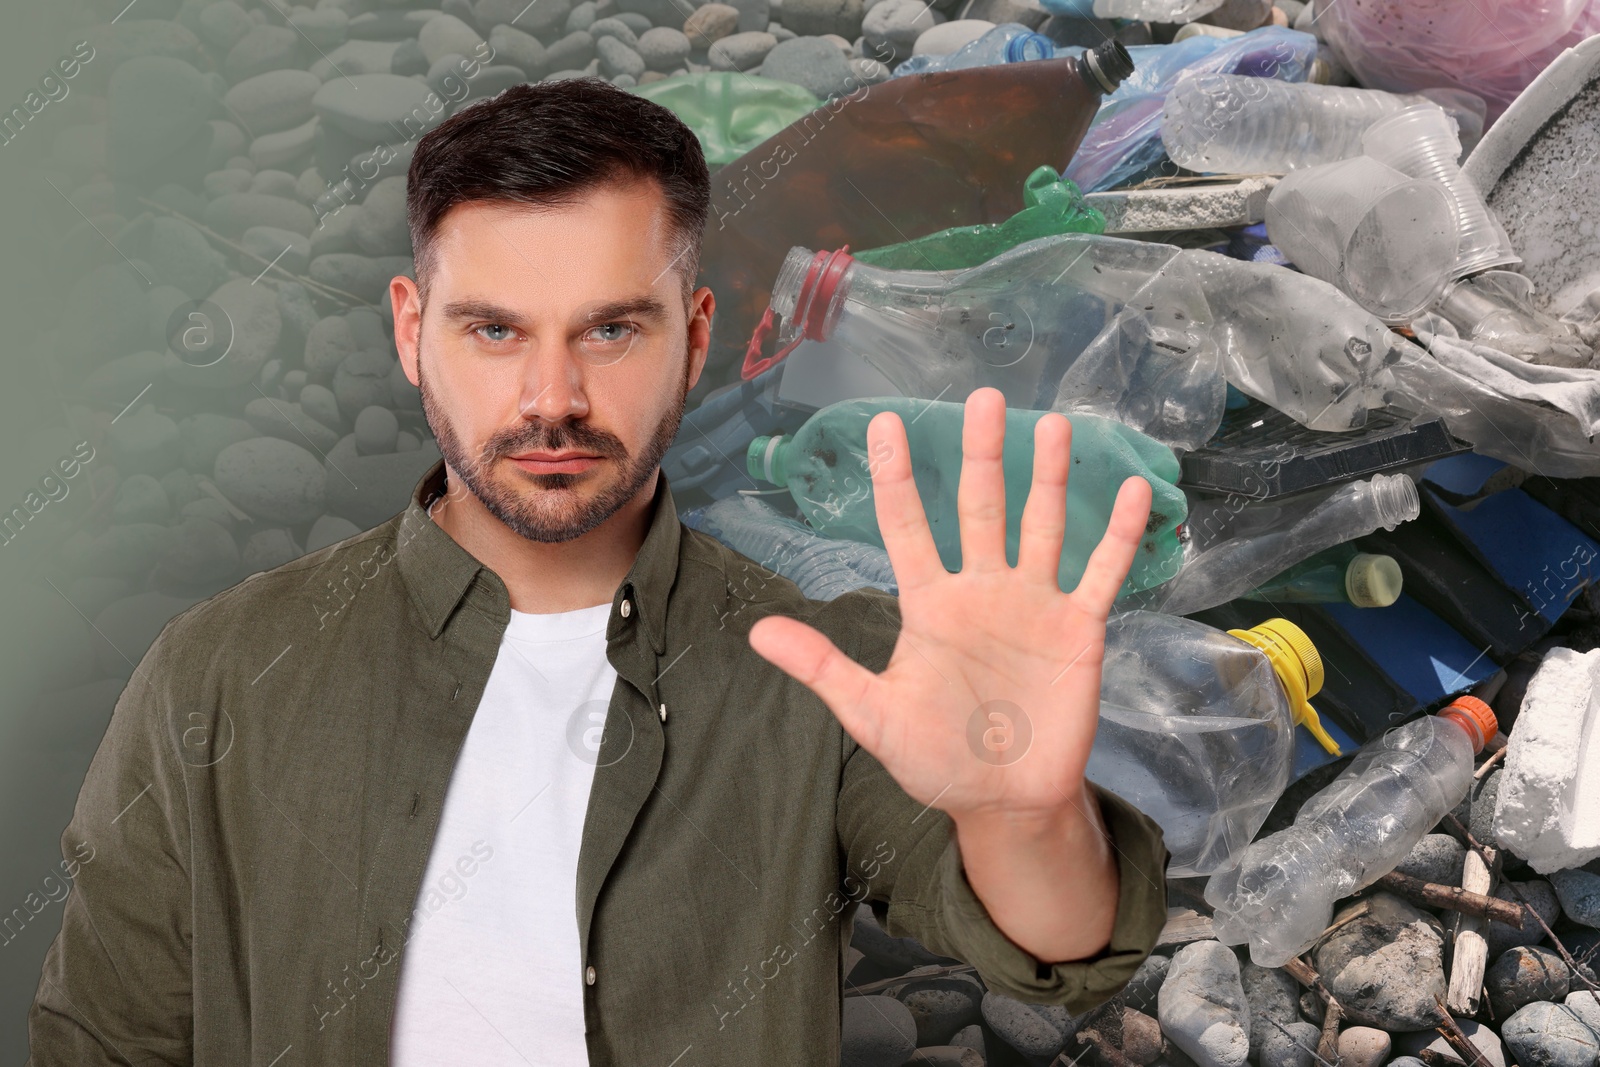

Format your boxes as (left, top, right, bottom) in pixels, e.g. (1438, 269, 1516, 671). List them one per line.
(686, 284, 714, 393)
(391, 274, 423, 387)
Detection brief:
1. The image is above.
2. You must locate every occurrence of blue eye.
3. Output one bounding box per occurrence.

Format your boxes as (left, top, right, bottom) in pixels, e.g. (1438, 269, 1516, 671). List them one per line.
(588, 323, 633, 343)
(477, 324, 514, 342)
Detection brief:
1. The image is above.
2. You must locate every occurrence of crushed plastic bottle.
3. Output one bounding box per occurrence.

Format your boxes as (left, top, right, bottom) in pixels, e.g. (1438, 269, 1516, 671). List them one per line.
(890, 23, 1071, 78)
(1066, 27, 1320, 193)
(1119, 473, 1421, 617)
(1087, 613, 1337, 877)
(681, 492, 899, 600)
(1160, 74, 1489, 175)
(1238, 543, 1404, 606)
(743, 396, 1188, 596)
(630, 72, 823, 167)
(1429, 271, 1594, 369)
(850, 165, 1105, 272)
(692, 39, 1135, 410)
(1206, 695, 1499, 967)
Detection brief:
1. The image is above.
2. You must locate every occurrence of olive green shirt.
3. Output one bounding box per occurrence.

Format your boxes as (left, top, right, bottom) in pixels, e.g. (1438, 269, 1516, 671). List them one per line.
(28, 458, 1168, 1066)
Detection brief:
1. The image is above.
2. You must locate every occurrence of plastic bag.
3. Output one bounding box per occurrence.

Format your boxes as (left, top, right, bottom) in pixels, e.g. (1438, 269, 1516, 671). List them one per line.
(631, 72, 822, 167)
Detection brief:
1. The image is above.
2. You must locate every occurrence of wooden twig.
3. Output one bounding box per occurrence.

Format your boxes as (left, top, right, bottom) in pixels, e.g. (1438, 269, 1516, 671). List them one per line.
(1434, 996, 1496, 1067)
(1281, 956, 1343, 1063)
(1418, 1050, 1469, 1067)
(1374, 870, 1526, 927)
(1446, 847, 1495, 1015)
(1446, 813, 1600, 999)
(134, 197, 375, 309)
(1474, 747, 1507, 780)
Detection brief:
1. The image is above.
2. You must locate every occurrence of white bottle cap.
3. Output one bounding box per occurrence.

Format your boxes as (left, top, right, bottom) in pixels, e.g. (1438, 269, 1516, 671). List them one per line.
(1345, 553, 1403, 608)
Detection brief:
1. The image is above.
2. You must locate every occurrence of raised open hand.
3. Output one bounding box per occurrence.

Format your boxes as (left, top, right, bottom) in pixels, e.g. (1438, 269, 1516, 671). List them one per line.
(747, 386, 1154, 828)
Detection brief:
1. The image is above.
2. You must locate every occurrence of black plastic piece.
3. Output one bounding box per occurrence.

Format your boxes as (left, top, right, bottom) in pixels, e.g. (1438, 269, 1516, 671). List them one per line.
(1180, 400, 1471, 501)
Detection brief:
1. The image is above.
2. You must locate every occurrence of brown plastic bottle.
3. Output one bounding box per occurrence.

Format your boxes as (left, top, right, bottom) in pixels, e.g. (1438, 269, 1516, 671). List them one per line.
(689, 39, 1136, 410)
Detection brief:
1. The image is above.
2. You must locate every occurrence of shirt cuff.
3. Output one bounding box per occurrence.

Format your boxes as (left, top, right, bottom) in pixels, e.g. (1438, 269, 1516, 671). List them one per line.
(926, 783, 1169, 1011)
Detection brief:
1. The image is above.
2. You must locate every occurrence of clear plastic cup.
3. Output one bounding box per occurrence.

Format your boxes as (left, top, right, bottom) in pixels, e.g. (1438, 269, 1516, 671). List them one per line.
(1360, 103, 1520, 279)
(1264, 155, 1460, 324)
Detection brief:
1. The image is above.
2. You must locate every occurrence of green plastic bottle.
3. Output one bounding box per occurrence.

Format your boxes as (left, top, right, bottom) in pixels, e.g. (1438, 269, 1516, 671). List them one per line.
(851, 165, 1107, 272)
(630, 72, 822, 167)
(745, 396, 1187, 595)
(1239, 543, 1403, 606)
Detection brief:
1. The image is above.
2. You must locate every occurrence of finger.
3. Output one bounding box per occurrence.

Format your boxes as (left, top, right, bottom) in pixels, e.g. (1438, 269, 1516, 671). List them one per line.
(747, 614, 883, 750)
(1015, 412, 1072, 586)
(867, 409, 945, 594)
(1067, 476, 1153, 618)
(956, 387, 1009, 573)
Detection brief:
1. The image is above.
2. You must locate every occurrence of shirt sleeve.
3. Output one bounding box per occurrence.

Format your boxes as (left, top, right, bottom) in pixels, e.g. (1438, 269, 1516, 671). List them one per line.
(826, 587, 1170, 1012)
(28, 614, 197, 1065)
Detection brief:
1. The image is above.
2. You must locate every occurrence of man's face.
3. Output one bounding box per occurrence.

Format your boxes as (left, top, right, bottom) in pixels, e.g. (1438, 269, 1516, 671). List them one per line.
(391, 179, 712, 543)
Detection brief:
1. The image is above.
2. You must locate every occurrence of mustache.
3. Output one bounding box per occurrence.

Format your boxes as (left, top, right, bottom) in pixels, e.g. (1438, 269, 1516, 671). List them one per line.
(482, 420, 627, 461)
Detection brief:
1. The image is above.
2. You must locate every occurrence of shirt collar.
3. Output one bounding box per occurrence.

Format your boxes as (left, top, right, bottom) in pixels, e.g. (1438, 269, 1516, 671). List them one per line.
(395, 456, 681, 654)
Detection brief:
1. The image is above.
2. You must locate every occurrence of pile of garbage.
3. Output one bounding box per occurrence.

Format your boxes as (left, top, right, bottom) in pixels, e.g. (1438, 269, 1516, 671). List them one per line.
(21, 0, 1600, 1062)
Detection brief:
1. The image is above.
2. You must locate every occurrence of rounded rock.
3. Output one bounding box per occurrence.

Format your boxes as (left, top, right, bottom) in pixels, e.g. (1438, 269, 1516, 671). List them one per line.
(781, 0, 866, 38)
(419, 13, 488, 64)
(637, 26, 691, 69)
(596, 35, 647, 77)
(242, 528, 303, 573)
(684, 2, 741, 42)
(1159, 941, 1249, 1067)
(354, 406, 400, 456)
(214, 438, 328, 525)
(489, 24, 548, 76)
(1393, 833, 1467, 887)
(1486, 945, 1571, 1019)
(981, 990, 1077, 1059)
(760, 35, 856, 97)
(224, 69, 321, 135)
(707, 29, 777, 70)
(1336, 1027, 1391, 1067)
(862, 0, 942, 63)
(910, 17, 992, 54)
(840, 994, 918, 1067)
(1501, 1001, 1599, 1067)
(588, 16, 641, 46)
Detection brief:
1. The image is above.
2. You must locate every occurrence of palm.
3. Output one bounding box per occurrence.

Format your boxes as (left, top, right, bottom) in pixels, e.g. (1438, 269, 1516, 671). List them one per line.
(748, 387, 1154, 824)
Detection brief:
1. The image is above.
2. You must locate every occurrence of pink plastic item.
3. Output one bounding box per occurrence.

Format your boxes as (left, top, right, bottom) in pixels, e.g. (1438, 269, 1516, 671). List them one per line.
(1318, 0, 1600, 123)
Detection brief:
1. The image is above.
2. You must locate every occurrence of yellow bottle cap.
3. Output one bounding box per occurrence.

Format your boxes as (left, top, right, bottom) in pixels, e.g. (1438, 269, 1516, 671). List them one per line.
(1345, 553, 1403, 608)
(1228, 617, 1343, 756)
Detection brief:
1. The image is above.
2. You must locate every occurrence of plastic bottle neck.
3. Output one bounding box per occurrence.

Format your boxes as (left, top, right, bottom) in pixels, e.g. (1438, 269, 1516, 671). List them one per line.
(1005, 32, 1053, 63)
(746, 434, 789, 486)
(1437, 694, 1497, 754)
(1227, 618, 1341, 756)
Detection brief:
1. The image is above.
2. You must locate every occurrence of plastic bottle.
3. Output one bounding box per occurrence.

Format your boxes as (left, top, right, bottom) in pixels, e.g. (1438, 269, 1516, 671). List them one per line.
(1205, 695, 1499, 967)
(681, 492, 900, 601)
(742, 235, 1230, 452)
(1160, 73, 1489, 175)
(743, 396, 1189, 596)
(690, 39, 1136, 410)
(1086, 612, 1338, 877)
(849, 165, 1105, 272)
(629, 72, 822, 166)
(1119, 473, 1421, 617)
(891, 23, 1075, 78)
(1238, 543, 1403, 606)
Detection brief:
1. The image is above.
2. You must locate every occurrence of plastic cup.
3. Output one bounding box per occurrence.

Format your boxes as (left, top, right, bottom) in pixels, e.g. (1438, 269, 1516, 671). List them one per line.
(1360, 102, 1520, 278)
(1264, 155, 1460, 324)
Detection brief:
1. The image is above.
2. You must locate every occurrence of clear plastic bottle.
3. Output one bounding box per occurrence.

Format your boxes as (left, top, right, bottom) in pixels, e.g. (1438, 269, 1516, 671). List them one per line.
(743, 236, 1230, 452)
(742, 395, 1189, 596)
(1086, 612, 1336, 877)
(691, 38, 1136, 411)
(1206, 695, 1498, 967)
(1238, 543, 1403, 606)
(1120, 473, 1421, 617)
(680, 492, 900, 601)
(1160, 73, 1488, 174)
(891, 23, 1075, 78)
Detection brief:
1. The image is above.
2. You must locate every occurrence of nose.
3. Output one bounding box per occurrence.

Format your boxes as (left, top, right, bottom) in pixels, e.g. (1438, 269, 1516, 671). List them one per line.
(517, 344, 589, 425)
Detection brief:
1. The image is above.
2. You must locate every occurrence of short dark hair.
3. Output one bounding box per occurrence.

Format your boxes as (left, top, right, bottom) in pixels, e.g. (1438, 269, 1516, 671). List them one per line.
(406, 78, 710, 305)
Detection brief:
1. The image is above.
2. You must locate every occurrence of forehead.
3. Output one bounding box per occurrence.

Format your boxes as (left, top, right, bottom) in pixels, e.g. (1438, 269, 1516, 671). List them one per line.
(426, 178, 679, 294)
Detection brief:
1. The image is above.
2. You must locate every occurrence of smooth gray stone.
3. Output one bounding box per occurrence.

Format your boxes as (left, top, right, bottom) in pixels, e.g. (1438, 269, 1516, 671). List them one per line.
(615, 11, 654, 31)
(156, 516, 241, 586)
(354, 406, 400, 456)
(308, 253, 414, 303)
(306, 514, 365, 553)
(840, 995, 917, 1067)
(1312, 893, 1447, 1031)
(981, 989, 1077, 1060)
(1555, 869, 1600, 928)
(312, 39, 405, 79)
(240, 226, 311, 277)
(489, 23, 548, 75)
(167, 277, 283, 389)
(198, 1, 253, 50)
(242, 528, 304, 574)
(323, 442, 443, 528)
(419, 13, 487, 63)
(225, 24, 303, 82)
(178, 414, 258, 475)
(862, 0, 941, 63)
(214, 437, 328, 524)
(300, 383, 345, 432)
(145, 216, 230, 299)
(760, 34, 854, 97)
(1501, 1002, 1600, 1067)
(707, 29, 775, 68)
(244, 398, 342, 453)
(353, 175, 411, 257)
(1241, 962, 1301, 1062)
(334, 348, 400, 416)
(1394, 834, 1467, 887)
(1487, 945, 1570, 1021)
(312, 73, 435, 143)
(1159, 941, 1249, 1067)
(224, 69, 321, 135)
(248, 168, 299, 198)
(348, 10, 444, 41)
(597, 35, 646, 76)
(483, 0, 573, 37)
(1395, 1018, 1507, 1067)
(205, 192, 317, 238)
(391, 37, 430, 76)
(616, 0, 700, 30)
(288, 8, 350, 49)
(890, 971, 982, 1047)
(780, 0, 865, 40)
(249, 116, 320, 170)
(106, 406, 182, 477)
(567, 1, 600, 31)
(588, 15, 641, 45)
(544, 29, 597, 68)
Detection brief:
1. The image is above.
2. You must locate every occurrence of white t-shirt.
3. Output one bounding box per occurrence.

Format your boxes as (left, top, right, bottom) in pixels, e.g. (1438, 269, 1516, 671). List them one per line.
(389, 601, 617, 1066)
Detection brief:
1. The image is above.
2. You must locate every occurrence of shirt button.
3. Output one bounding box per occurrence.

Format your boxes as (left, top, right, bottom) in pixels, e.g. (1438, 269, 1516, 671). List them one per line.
(659, 703, 667, 723)
(586, 965, 597, 985)
(620, 599, 632, 618)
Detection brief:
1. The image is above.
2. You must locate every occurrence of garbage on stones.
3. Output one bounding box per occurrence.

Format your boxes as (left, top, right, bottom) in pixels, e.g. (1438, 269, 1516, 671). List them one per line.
(31, 0, 1600, 1062)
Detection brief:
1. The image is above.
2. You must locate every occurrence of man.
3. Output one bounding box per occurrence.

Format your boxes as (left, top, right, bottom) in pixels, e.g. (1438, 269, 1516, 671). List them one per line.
(29, 79, 1167, 1066)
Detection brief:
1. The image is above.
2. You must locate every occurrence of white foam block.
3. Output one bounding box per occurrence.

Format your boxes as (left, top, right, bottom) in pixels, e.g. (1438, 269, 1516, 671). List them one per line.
(1493, 646, 1600, 873)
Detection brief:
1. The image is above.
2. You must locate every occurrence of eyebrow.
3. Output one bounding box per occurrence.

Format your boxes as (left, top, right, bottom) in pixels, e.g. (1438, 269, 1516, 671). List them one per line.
(436, 296, 671, 329)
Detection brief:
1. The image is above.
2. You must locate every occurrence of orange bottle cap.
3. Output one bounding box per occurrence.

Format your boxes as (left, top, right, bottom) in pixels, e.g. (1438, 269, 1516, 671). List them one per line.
(1440, 694, 1498, 754)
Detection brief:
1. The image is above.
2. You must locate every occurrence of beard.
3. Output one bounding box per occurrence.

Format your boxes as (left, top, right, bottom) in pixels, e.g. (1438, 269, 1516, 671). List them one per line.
(418, 345, 690, 544)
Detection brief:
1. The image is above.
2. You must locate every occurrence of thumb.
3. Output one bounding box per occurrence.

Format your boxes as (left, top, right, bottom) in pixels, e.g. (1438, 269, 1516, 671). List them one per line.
(748, 615, 881, 749)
